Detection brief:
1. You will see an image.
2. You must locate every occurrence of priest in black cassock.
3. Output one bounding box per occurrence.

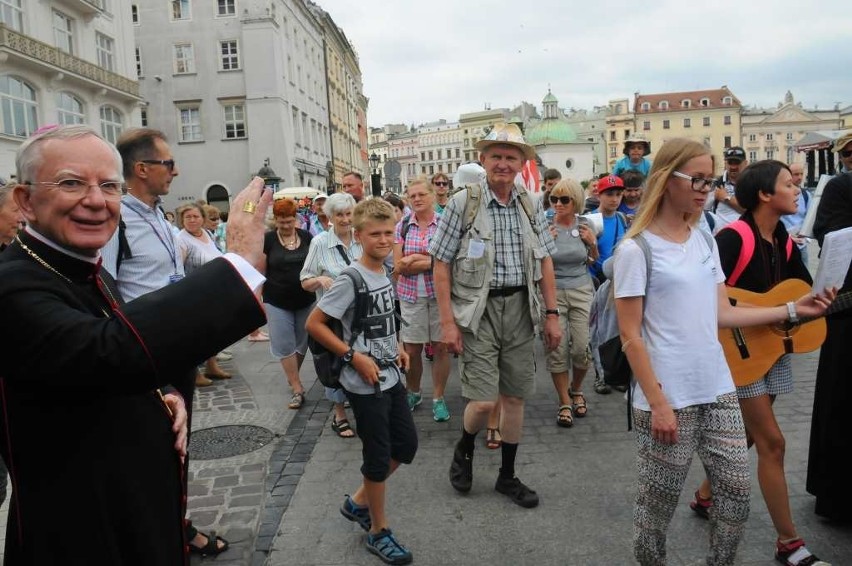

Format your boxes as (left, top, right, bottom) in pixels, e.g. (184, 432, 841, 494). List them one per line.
(0, 124, 271, 565)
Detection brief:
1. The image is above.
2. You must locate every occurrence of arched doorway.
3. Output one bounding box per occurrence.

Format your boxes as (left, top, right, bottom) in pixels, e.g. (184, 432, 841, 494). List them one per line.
(206, 184, 229, 212)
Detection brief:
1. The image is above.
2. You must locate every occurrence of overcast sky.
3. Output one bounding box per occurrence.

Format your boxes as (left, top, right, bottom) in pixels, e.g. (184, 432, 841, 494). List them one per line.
(317, 0, 849, 128)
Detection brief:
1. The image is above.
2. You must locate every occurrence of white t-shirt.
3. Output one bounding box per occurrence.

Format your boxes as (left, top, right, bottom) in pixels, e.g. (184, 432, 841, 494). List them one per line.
(613, 229, 733, 411)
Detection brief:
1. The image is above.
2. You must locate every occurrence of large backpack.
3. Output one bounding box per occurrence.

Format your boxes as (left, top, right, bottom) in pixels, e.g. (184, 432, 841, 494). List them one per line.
(460, 183, 540, 236)
(720, 219, 793, 286)
(307, 267, 371, 390)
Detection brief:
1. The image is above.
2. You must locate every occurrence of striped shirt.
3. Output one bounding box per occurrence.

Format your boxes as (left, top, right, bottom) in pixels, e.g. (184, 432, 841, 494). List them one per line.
(395, 212, 440, 303)
(101, 194, 184, 301)
(299, 228, 362, 300)
(429, 184, 555, 288)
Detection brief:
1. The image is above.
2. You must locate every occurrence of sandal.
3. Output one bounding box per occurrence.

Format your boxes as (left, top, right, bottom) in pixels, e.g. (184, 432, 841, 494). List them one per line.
(570, 389, 587, 418)
(485, 427, 502, 449)
(775, 538, 827, 566)
(331, 417, 356, 438)
(557, 404, 574, 428)
(689, 490, 712, 520)
(188, 530, 229, 556)
(288, 392, 305, 410)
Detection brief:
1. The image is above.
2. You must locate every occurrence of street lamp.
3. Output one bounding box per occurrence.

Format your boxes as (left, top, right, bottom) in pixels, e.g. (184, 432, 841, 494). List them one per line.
(369, 152, 382, 197)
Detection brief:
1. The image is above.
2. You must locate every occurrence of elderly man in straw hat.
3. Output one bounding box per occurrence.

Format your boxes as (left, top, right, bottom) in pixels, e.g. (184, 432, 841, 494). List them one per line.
(429, 123, 562, 508)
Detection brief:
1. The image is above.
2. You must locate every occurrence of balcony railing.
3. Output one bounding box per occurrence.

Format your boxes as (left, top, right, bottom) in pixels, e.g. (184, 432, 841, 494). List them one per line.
(54, 0, 104, 16)
(0, 24, 139, 98)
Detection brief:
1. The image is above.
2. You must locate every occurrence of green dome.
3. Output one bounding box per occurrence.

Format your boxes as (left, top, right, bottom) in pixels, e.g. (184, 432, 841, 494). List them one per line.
(525, 119, 577, 144)
(542, 91, 558, 104)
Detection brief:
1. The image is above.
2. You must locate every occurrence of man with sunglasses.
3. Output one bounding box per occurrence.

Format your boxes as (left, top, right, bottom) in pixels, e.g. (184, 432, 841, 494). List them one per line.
(101, 129, 230, 555)
(712, 146, 748, 227)
(431, 173, 451, 213)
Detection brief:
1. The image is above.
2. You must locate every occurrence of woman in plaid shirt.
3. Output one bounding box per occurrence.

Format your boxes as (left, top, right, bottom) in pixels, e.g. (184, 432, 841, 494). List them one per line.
(392, 177, 451, 422)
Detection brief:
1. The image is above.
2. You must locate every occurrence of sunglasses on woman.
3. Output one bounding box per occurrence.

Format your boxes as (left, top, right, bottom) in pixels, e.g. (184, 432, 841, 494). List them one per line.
(433, 181, 448, 187)
(549, 196, 572, 205)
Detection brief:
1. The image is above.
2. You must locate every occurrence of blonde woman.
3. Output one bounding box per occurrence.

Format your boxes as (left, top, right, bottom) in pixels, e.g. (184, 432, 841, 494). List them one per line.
(177, 203, 231, 382)
(613, 138, 834, 565)
(545, 179, 598, 427)
(393, 177, 451, 421)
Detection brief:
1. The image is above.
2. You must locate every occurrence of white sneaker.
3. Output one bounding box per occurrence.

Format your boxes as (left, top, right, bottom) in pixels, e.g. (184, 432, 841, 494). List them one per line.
(216, 350, 233, 361)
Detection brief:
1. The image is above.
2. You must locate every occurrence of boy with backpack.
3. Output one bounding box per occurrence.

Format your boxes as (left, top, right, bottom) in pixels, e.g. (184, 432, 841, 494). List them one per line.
(305, 198, 417, 565)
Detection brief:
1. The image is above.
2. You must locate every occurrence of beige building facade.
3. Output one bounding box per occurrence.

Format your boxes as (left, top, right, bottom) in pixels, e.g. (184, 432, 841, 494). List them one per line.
(741, 91, 841, 166)
(634, 86, 742, 172)
(605, 98, 634, 173)
(459, 108, 509, 164)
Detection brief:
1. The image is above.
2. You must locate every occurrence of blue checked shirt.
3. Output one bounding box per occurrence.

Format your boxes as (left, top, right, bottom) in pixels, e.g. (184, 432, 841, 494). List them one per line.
(429, 184, 556, 288)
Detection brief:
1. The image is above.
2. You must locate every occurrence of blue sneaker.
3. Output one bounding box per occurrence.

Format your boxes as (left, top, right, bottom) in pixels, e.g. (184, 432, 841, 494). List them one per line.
(406, 391, 422, 411)
(432, 398, 450, 422)
(340, 495, 371, 531)
(366, 528, 412, 565)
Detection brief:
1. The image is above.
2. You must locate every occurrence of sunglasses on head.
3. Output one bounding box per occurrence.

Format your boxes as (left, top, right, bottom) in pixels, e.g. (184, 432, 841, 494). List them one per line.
(549, 196, 572, 205)
(433, 181, 448, 186)
(840, 149, 852, 158)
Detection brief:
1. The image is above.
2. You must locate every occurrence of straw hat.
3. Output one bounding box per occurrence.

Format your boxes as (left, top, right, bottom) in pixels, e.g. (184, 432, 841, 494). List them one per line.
(474, 123, 536, 161)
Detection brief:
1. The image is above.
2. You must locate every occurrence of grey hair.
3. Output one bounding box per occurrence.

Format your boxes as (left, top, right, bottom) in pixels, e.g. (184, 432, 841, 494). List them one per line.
(323, 192, 356, 217)
(0, 183, 14, 207)
(15, 124, 123, 183)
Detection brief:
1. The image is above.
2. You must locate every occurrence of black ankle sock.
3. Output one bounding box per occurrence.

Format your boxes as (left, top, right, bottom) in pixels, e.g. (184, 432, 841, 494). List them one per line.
(459, 428, 477, 454)
(500, 442, 518, 479)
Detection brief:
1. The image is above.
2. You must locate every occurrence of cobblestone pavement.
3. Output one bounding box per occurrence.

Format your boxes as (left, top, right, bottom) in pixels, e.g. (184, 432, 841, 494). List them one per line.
(1, 320, 850, 564)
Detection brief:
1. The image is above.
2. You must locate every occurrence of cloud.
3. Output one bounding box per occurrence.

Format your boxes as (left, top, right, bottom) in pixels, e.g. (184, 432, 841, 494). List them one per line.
(317, 0, 851, 126)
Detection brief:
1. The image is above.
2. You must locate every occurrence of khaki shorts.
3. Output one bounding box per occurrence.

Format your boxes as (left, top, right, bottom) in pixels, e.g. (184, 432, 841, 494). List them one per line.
(545, 284, 594, 373)
(400, 296, 442, 344)
(459, 291, 536, 401)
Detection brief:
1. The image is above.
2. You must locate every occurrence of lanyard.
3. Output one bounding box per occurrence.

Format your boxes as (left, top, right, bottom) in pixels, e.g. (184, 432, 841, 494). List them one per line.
(122, 198, 179, 274)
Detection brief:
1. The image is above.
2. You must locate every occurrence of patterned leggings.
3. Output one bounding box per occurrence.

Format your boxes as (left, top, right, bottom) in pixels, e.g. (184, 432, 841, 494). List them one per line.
(633, 392, 749, 566)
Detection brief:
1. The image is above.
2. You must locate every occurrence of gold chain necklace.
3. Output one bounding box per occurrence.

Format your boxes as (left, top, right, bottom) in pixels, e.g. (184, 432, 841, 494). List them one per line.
(654, 221, 690, 251)
(15, 235, 72, 283)
(15, 235, 113, 316)
(277, 230, 299, 249)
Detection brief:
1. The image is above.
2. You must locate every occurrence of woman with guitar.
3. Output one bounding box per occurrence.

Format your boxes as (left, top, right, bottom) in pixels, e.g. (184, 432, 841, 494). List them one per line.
(612, 144, 835, 566)
(692, 160, 830, 566)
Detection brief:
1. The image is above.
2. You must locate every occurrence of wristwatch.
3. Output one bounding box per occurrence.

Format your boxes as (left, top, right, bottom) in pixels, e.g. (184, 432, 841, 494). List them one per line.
(342, 348, 355, 363)
(786, 302, 799, 324)
(545, 308, 560, 317)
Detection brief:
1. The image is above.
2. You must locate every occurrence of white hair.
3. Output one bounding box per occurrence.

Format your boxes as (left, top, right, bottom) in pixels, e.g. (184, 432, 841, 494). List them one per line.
(15, 124, 123, 183)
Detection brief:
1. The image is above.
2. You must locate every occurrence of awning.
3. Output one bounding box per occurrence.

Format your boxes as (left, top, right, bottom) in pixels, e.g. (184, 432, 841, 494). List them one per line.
(795, 130, 844, 152)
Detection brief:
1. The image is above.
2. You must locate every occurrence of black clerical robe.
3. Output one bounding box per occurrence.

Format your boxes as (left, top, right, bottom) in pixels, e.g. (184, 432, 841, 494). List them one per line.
(0, 230, 265, 565)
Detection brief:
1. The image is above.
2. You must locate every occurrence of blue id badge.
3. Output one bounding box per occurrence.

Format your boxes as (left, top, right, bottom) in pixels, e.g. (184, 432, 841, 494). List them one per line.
(168, 273, 184, 284)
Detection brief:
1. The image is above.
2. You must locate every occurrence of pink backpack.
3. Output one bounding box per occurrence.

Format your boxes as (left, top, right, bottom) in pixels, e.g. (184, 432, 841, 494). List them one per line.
(723, 219, 793, 286)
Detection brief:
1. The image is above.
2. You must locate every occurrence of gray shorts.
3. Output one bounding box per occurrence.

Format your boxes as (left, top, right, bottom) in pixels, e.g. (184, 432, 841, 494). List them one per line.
(399, 296, 442, 344)
(265, 302, 313, 359)
(459, 291, 536, 401)
(736, 355, 793, 399)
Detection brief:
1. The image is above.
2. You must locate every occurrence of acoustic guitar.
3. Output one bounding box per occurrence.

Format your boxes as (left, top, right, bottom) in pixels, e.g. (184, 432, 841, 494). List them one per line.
(719, 279, 852, 387)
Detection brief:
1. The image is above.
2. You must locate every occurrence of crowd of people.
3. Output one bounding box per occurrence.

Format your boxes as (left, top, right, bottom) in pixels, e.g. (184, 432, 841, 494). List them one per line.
(0, 122, 849, 566)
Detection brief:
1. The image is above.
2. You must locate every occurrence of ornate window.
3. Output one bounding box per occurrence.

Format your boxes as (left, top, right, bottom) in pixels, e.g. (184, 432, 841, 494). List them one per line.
(56, 92, 84, 125)
(99, 105, 123, 144)
(0, 76, 37, 137)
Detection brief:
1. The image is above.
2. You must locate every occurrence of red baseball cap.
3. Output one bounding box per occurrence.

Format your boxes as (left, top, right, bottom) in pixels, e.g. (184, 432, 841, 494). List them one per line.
(595, 174, 624, 195)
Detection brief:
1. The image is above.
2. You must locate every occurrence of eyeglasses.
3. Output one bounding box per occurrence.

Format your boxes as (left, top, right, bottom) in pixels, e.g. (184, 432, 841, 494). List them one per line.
(433, 181, 448, 187)
(671, 171, 715, 192)
(25, 179, 124, 201)
(139, 159, 176, 171)
(840, 150, 852, 158)
(549, 196, 572, 205)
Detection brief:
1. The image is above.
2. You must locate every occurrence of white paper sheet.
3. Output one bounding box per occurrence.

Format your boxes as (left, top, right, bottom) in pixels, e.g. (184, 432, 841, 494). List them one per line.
(812, 225, 852, 293)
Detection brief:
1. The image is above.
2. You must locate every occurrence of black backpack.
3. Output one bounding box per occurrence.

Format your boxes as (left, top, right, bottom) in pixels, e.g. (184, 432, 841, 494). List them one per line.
(307, 267, 370, 390)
